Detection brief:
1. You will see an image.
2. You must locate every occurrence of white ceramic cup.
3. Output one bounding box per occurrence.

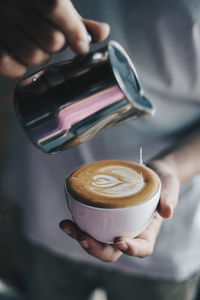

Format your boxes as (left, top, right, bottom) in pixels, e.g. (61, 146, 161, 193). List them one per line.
(65, 168, 161, 244)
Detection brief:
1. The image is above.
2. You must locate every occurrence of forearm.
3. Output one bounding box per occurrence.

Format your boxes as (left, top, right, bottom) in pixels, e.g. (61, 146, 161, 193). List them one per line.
(162, 135, 200, 183)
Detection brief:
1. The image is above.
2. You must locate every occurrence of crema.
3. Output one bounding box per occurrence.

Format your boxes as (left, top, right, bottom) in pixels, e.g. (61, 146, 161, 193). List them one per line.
(67, 160, 159, 208)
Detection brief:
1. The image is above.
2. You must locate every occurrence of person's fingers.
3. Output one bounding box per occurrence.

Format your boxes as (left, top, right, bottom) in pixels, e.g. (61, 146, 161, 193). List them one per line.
(83, 19, 110, 43)
(114, 212, 163, 258)
(0, 28, 51, 67)
(17, 5, 66, 53)
(147, 161, 180, 219)
(0, 48, 27, 78)
(33, 0, 91, 54)
(158, 173, 179, 219)
(0, 0, 110, 69)
(60, 220, 122, 262)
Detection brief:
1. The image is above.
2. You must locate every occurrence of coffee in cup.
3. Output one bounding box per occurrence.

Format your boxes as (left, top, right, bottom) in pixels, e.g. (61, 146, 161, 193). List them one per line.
(65, 160, 161, 243)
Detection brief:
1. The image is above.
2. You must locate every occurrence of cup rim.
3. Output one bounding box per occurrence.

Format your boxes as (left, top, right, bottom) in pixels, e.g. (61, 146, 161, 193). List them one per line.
(64, 163, 161, 211)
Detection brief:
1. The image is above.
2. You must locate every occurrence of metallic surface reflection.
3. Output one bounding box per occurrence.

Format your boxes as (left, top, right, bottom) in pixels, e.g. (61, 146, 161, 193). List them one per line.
(14, 41, 155, 154)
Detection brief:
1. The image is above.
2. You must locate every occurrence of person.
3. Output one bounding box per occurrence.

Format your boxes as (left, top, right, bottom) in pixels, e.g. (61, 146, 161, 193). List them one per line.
(1, 0, 200, 300)
(0, 0, 110, 77)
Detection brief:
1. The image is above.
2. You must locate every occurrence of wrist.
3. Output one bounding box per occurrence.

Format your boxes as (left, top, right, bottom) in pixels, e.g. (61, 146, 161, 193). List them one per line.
(148, 156, 180, 182)
(161, 155, 179, 178)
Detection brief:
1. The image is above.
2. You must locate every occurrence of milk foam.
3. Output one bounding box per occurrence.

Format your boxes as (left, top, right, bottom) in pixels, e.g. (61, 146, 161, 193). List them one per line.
(67, 160, 159, 208)
(89, 166, 144, 197)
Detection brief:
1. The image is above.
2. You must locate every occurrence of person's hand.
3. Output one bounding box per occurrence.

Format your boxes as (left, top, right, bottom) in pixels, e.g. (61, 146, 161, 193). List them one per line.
(59, 159, 180, 262)
(0, 0, 110, 78)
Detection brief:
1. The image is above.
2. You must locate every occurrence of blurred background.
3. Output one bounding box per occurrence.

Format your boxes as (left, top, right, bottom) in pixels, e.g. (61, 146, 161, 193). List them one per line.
(0, 76, 25, 299)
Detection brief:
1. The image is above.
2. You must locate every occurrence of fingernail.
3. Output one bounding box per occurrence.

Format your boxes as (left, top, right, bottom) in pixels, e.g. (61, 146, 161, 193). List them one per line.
(102, 22, 110, 32)
(165, 203, 174, 219)
(80, 240, 90, 249)
(115, 242, 128, 252)
(87, 34, 92, 43)
(76, 41, 90, 54)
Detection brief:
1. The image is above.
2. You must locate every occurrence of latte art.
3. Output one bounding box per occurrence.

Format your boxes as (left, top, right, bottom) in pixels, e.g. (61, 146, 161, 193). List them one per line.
(91, 166, 144, 197)
(67, 160, 159, 208)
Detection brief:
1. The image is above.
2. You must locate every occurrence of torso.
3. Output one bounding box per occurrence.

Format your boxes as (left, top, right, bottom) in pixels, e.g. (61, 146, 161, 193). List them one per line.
(2, 0, 200, 281)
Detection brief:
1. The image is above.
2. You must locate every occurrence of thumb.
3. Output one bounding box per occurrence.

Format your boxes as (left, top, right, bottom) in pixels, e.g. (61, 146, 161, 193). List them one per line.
(158, 174, 180, 219)
(83, 19, 110, 43)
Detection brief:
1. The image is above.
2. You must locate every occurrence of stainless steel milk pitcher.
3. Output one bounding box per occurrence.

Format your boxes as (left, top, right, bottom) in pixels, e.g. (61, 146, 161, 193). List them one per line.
(14, 40, 155, 154)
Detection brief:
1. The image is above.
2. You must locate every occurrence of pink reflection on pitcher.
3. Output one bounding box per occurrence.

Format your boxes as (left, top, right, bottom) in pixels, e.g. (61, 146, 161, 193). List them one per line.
(38, 85, 124, 143)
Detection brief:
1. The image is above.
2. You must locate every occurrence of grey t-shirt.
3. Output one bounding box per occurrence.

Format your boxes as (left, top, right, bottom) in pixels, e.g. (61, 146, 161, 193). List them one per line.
(2, 0, 200, 281)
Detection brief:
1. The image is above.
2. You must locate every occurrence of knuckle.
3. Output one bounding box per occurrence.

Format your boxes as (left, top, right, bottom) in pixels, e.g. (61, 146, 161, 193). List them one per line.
(72, 27, 86, 42)
(47, 31, 65, 52)
(0, 54, 27, 77)
(65, 18, 87, 43)
(43, 0, 62, 14)
(142, 247, 154, 258)
(0, 54, 8, 68)
(11, 67, 27, 78)
(25, 49, 50, 66)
